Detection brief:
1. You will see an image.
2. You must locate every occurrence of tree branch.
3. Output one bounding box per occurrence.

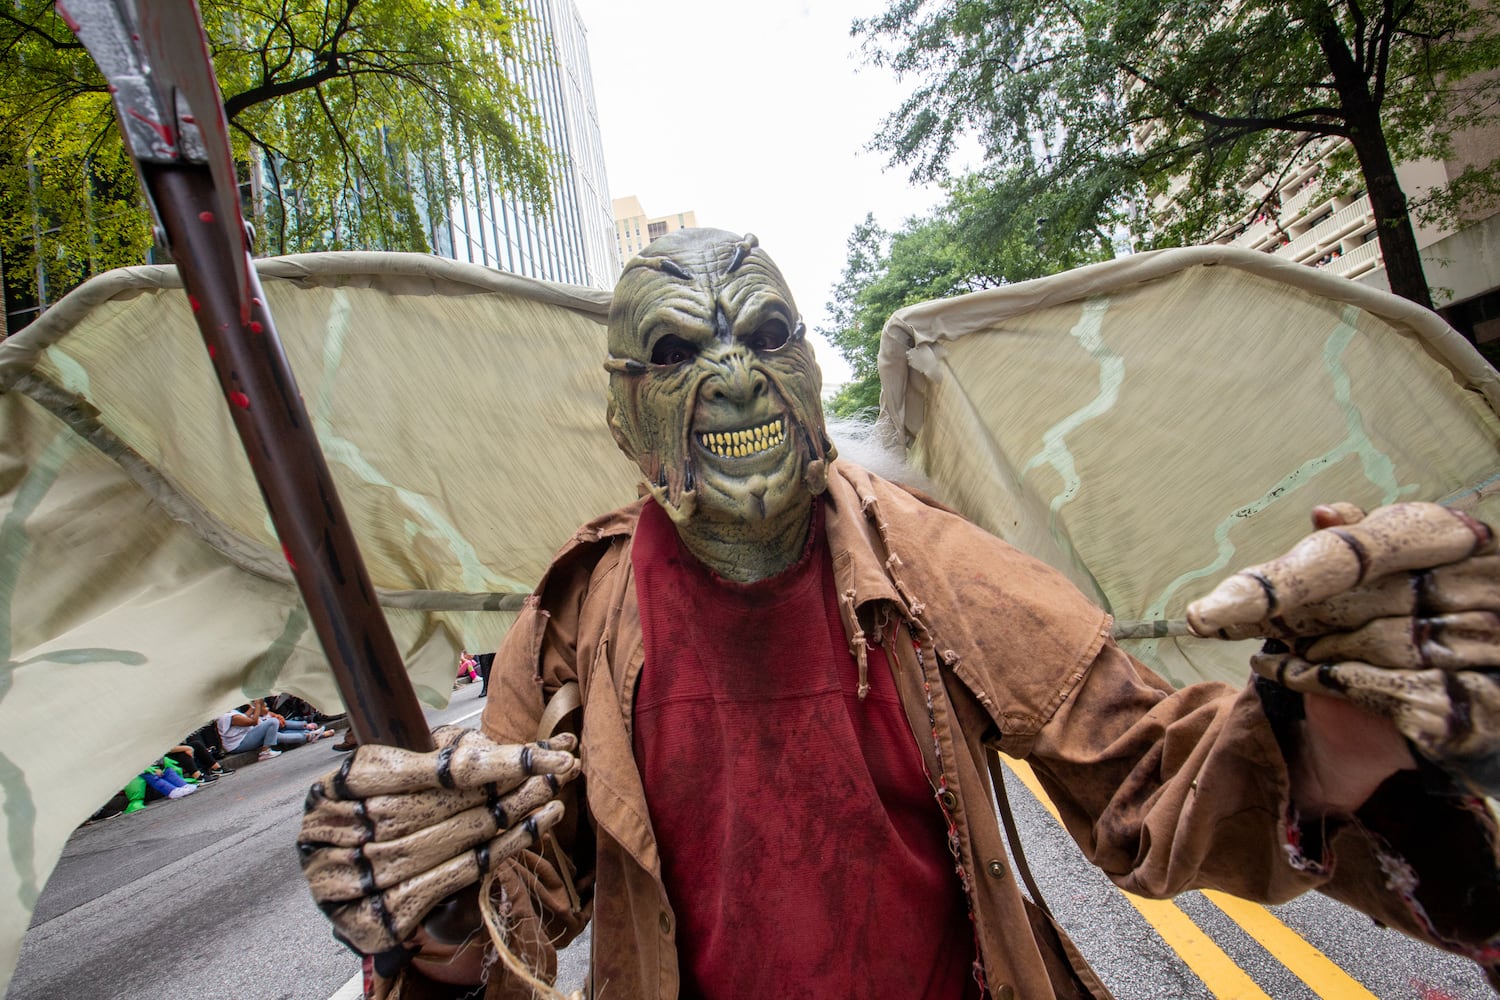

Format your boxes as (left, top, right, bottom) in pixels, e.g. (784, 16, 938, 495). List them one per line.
(224, 58, 344, 118)
(1368, 0, 1400, 102)
(0, 9, 84, 54)
(1123, 63, 1348, 137)
(224, 0, 363, 118)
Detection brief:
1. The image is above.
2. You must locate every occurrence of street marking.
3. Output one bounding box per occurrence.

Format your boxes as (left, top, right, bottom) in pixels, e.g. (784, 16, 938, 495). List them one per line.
(1122, 894, 1274, 1000)
(454, 705, 485, 726)
(1003, 757, 1272, 999)
(1201, 890, 1379, 1000)
(327, 971, 362, 1000)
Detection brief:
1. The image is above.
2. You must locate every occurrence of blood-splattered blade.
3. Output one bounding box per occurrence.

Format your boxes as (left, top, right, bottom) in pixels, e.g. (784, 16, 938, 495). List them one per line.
(56, 0, 251, 319)
(134, 2, 251, 320)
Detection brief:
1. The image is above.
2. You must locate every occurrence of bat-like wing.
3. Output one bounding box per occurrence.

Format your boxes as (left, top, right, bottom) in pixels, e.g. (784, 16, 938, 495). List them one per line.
(0, 252, 635, 984)
(877, 245, 1500, 688)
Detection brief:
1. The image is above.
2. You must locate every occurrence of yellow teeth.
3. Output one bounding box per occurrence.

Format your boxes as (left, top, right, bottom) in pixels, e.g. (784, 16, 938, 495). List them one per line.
(699, 419, 786, 458)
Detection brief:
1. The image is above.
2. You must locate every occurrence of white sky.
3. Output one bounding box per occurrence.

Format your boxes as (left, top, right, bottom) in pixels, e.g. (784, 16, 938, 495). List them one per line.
(570, 0, 958, 385)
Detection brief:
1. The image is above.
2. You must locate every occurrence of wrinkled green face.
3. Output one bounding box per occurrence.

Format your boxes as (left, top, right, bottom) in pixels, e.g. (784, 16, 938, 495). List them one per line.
(606, 229, 835, 538)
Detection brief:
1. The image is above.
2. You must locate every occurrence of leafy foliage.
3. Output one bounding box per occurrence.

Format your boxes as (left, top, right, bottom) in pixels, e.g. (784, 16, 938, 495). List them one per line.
(821, 168, 1119, 417)
(0, 85, 149, 315)
(854, 0, 1500, 307)
(0, 0, 553, 319)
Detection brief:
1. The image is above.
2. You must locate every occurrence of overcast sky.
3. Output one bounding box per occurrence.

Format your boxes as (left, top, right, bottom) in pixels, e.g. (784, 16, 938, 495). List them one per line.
(569, 0, 960, 385)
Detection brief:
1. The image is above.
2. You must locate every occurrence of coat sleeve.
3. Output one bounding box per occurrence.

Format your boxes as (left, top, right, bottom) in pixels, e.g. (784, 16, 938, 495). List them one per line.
(1023, 639, 1500, 980)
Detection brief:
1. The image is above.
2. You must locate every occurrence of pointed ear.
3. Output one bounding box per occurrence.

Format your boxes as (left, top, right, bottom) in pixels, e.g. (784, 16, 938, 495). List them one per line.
(805, 459, 829, 496)
(605, 397, 634, 460)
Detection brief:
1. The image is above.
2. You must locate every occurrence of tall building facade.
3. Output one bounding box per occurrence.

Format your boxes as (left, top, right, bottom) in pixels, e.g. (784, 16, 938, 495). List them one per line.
(2, 0, 618, 335)
(614, 196, 698, 265)
(1205, 134, 1500, 359)
(1208, 136, 1386, 281)
(430, 0, 618, 290)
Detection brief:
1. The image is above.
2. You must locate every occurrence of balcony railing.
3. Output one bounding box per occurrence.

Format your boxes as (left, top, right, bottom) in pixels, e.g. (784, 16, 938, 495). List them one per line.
(1231, 216, 1275, 248)
(1329, 196, 1372, 236)
(1279, 182, 1317, 218)
(1281, 195, 1373, 261)
(1326, 238, 1382, 278)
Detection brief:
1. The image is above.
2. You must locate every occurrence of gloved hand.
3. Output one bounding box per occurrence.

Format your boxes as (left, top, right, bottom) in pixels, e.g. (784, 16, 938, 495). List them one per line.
(1186, 501, 1499, 795)
(299, 724, 580, 955)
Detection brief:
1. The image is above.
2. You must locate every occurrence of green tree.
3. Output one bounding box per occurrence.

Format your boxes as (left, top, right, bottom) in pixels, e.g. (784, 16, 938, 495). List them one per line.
(0, 0, 552, 325)
(822, 168, 1119, 416)
(856, 0, 1500, 310)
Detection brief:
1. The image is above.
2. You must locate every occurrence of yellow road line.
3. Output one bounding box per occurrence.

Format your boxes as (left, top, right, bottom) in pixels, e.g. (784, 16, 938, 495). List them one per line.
(1120, 893, 1275, 1000)
(1003, 756, 1272, 999)
(1201, 891, 1379, 1000)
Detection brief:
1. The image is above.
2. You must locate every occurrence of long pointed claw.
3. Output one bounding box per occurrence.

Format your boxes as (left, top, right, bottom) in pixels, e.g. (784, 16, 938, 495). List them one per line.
(321, 799, 566, 954)
(1204, 555, 1500, 641)
(1302, 611, 1500, 670)
(1188, 503, 1494, 637)
(301, 785, 488, 846)
(1248, 652, 1500, 764)
(334, 734, 579, 799)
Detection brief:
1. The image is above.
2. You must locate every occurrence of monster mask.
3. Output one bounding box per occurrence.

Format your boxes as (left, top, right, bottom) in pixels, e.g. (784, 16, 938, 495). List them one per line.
(605, 229, 836, 580)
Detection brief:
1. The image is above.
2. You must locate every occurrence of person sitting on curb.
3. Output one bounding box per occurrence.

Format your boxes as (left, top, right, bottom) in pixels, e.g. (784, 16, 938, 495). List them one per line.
(86, 750, 218, 822)
(149, 772, 194, 800)
(455, 652, 481, 690)
(164, 734, 231, 782)
(216, 702, 289, 762)
(122, 763, 198, 813)
(252, 698, 331, 745)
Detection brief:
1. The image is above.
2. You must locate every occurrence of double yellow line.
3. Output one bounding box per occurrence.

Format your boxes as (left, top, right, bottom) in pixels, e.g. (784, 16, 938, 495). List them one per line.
(1002, 758, 1378, 999)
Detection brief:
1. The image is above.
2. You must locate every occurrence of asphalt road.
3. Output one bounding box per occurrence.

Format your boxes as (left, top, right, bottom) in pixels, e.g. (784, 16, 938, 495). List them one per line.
(997, 759, 1494, 1000)
(6, 682, 1492, 999)
(5, 685, 549, 1000)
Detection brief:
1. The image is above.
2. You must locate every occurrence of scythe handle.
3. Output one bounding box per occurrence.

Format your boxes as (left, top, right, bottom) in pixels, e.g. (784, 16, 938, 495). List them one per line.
(148, 165, 434, 751)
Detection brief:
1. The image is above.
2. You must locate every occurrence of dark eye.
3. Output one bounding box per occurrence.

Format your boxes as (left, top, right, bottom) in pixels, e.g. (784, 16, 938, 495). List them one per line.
(651, 335, 699, 366)
(743, 321, 789, 354)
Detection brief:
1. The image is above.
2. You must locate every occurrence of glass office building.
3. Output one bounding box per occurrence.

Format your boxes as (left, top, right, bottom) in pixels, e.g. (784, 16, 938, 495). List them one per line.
(429, 0, 618, 290)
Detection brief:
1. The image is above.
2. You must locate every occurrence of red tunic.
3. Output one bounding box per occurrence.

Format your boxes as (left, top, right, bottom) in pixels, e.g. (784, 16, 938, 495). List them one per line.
(631, 498, 980, 1000)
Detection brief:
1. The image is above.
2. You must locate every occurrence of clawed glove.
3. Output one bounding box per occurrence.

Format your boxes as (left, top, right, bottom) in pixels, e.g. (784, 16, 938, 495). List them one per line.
(299, 724, 581, 954)
(1186, 502, 1499, 795)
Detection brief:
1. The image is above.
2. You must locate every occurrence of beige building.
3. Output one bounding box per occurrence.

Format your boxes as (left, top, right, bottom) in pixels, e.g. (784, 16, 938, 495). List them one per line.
(614, 196, 698, 266)
(1207, 136, 1387, 282)
(1203, 130, 1500, 356)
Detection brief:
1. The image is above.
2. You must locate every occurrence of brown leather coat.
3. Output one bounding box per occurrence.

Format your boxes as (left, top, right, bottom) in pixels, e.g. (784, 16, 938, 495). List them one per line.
(455, 461, 1499, 1000)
